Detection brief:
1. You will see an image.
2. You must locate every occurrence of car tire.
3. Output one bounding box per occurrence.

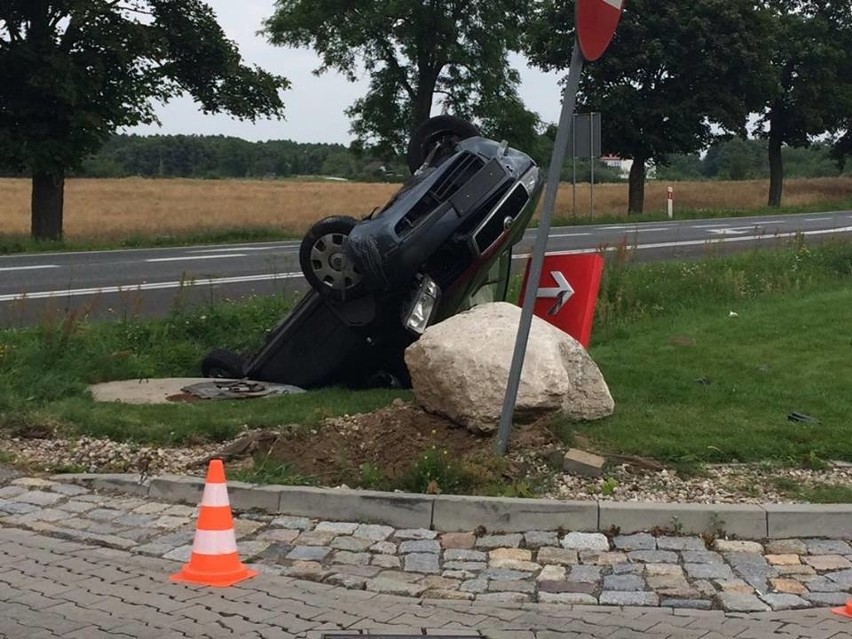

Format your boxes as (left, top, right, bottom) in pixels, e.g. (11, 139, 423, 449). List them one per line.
(201, 348, 245, 379)
(406, 115, 480, 174)
(299, 216, 365, 300)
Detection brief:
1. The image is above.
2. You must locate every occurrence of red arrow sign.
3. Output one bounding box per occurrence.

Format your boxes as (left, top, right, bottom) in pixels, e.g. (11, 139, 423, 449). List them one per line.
(576, 0, 626, 62)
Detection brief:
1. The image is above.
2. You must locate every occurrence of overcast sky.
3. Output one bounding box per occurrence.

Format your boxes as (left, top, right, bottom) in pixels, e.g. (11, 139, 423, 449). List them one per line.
(125, 0, 565, 145)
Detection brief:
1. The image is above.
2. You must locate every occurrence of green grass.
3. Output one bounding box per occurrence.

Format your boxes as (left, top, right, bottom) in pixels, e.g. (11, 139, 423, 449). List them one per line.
(771, 478, 852, 504)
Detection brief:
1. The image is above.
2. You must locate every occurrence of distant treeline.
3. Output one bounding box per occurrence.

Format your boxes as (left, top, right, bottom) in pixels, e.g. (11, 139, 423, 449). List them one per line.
(5, 133, 843, 183)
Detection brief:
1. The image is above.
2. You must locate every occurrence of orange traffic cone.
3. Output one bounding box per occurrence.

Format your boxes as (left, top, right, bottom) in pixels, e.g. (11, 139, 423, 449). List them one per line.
(833, 600, 852, 618)
(170, 459, 257, 587)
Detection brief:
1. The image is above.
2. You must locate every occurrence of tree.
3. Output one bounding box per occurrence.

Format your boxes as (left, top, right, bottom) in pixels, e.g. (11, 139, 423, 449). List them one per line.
(524, 0, 773, 213)
(758, 1, 852, 206)
(0, 1, 288, 240)
(264, 0, 537, 158)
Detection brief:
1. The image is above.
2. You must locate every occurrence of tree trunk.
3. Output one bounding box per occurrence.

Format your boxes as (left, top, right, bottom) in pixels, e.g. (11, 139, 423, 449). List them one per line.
(767, 128, 783, 208)
(31, 170, 65, 241)
(627, 157, 646, 214)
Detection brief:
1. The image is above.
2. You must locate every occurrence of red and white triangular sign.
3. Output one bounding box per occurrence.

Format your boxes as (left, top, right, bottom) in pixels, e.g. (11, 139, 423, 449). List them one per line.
(576, 0, 626, 62)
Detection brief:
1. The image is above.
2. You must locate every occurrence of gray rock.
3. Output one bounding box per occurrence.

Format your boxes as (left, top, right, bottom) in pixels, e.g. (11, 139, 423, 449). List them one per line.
(286, 546, 331, 561)
(682, 550, 724, 564)
(0, 500, 40, 515)
(353, 524, 394, 541)
(476, 592, 530, 603)
(399, 539, 441, 554)
(684, 563, 735, 580)
(445, 549, 487, 562)
(482, 568, 530, 581)
(561, 532, 609, 551)
(603, 574, 645, 591)
(270, 515, 313, 530)
(366, 577, 427, 597)
(443, 561, 486, 571)
(766, 539, 807, 555)
(613, 533, 656, 551)
(827, 569, 852, 587)
(628, 550, 678, 564)
(49, 483, 90, 496)
(661, 598, 713, 610)
(569, 565, 602, 583)
(806, 539, 852, 555)
(805, 576, 846, 592)
(331, 551, 371, 566)
(15, 491, 64, 506)
(326, 573, 368, 589)
(599, 591, 658, 606)
(537, 547, 578, 565)
(537, 580, 596, 594)
(656, 536, 707, 551)
(476, 534, 522, 549)
(727, 552, 776, 591)
(394, 528, 437, 540)
(718, 593, 770, 612)
(330, 536, 373, 552)
(805, 592, 850, 606)
(488, 580, 535, 594)
(612, 564, 644, 575)
(459, 578, 488, 593)
(760, 594, 811, 611)
(538, 592, 597, 604)
(404, 553, 440, 574)
(315, 521, 359, 535)
(524, 531, 558, 548)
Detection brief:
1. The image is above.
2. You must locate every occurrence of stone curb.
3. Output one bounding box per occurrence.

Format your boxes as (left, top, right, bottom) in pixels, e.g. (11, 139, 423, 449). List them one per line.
(53, 473, 852, 539)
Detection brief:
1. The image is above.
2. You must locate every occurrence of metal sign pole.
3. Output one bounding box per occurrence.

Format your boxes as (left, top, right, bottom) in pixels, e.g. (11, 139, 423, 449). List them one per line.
(590, 114, 595, 219)
(495, 40, 585, 455)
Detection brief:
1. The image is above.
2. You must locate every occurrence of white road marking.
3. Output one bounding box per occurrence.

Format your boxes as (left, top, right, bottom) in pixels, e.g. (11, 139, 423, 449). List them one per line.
(0, 272, 302, 303)
(0, 265, 59, 273)
(189, 247, 286, 254)
(805, 217, 833, 222)
(692, 223, 732, 228)
(145, 254, 248, 263)
(512, 225, 852, 260)
(550, 232, 592, 238)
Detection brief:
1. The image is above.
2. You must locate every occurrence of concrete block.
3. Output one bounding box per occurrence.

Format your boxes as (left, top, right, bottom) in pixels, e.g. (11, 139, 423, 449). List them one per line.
(765, 504, 852, 539)
(599, 502, 767, 539)
(432, 494, 598, 533)
(276, 486, 434, 529)
(51, 473, 150, 497)
(228, 483, 282, 513)
(563, 449, 606, 477)
(148, 475, 204, 505)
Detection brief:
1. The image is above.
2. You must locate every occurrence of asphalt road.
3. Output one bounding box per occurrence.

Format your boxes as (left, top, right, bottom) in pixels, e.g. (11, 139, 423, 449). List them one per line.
(2, 209, 851, 326)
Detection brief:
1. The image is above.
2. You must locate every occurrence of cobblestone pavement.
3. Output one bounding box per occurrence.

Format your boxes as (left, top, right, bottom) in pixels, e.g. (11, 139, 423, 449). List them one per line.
(1, 476, 852, 637)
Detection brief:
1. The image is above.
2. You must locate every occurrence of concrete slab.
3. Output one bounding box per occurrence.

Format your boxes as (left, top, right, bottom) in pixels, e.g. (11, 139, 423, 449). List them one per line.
(600, 502, 767, 539)
(432, 494, 598, 533)
(766, 504, 852, 538)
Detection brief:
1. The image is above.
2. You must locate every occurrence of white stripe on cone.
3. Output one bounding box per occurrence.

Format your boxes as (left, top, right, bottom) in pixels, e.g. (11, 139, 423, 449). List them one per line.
(602, 0, 623, 8)
(191, 528, 239, 555)
(200, 483, 230, 507)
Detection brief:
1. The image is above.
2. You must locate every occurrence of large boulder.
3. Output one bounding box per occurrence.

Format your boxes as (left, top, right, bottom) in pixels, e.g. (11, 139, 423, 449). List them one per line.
(404, 302, 614, 434)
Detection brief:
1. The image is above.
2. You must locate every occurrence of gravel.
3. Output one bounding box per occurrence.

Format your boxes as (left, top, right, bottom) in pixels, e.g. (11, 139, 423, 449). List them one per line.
(3, 432, 851, 504)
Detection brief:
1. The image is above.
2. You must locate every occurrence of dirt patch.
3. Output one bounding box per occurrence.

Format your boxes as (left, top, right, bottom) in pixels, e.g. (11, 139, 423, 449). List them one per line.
(223, 400, 560, 489)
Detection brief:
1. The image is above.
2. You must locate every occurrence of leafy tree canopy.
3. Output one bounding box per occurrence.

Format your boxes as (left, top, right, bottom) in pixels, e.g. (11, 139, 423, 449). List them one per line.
(264, 0, 538, 158)
(524, 0, 774, 213)
(0, 0, 288, 239)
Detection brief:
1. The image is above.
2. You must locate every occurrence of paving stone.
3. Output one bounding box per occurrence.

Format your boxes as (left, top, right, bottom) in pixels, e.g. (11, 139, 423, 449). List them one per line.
(481, 567, 530, 581)
(563, 448, 606, 476)
(489, 547, 531, 561)
(112, 513, 157, 527)
(0, 500, 40, 515)
(315, 521, 359, 535)
(400, 539, 441, 554)
(805, 539, 852, 555)
(395, 528, 437, 540)
(599, 591, 659, 606)
(804, 575, 847, 592)
(612, 563, 644, 575)
(270, 515, 313, 530)
(475, 534, 522, 549)
(761, 593, 812, 610)
(445, 549, 486, 562)
(568, 565, 602, 583)
(326, 573, 368, 589)
(476, 592, 530, 603)
(365, 577, 427, 596)
(536, 547, 578, 565)
(769, 578, 808, 594)
(826, 568, 852, 587)
(443, 561, 486, 571)
(440, 532, 476, 549)
(13, 508, 68, 523)
(718, 592, 770, 612)
(805, 592, 851, 606)
(49, 483, 89, 497)
(537, 565, 566, 581)
(352, 524, 394, 541)
(580, 550, 628, 566)
(370, 541, 397, 554)
(286, 546, 331, 561)
(523, 531, 558, 548)
(371, 554, 401, 569)
(613, 533, 656, 551)
(775, 564, 816, 576)
(603, 574, 645, 591)
(685, 563, 735, 580)
(294, 530, 336, 546)
(330, 536, 373, 552)
(422, 589, 473, 600)
(714, 539, 764, 553)
(561, 532, 609, 551)
(489, 558, 540, 572)
(537, 580, 596, 594)
(661, 598, 713, 610)
(11, 478, 57, 489)
(655, 536, 707, 551)
(682, 550, 724, 564)
(404, 553, 440, 574)
(150, 515, 189, 529)
(628, 550, 678, 564)
(538, 592, 597, 604)
(487, 579, 534, 594)
(727, 552, 777, 591)
(257, 528, 300, 544)
(56, 501, 96, 514)
(715, 579, 754, 594)
(765, 554, 801, 566)
(442, 569, 476, 579)
(646, 563, 684, 577)
(284, 560, 330, 580)
(766, 538, 807, 555)
(15, 491, 64, 506)
(460, 578, 488, 593)
(162, 545, 192, 562)
(0, 486, 27, 498)
(332, 551, 371, 566)
(254, 542, 294, 563)
(803, 554, 852, 570)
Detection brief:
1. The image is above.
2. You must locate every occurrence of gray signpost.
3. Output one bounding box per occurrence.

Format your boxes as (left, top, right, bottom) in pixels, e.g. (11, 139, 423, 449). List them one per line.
(572, 112, 602, 217)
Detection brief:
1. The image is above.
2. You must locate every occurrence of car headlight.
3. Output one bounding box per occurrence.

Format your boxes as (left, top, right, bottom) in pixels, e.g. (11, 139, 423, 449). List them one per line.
(519, 166, 540, 195)
(403, 276, 441, 335)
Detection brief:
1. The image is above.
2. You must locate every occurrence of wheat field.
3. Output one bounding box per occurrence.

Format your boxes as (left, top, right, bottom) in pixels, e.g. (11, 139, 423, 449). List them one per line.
(1, 176, 851, 241)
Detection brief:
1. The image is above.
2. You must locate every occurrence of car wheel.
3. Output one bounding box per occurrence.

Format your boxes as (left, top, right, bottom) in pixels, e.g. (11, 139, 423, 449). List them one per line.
(299, 216, 365, 300)
(201, 348, 245, 379)
(406, 115, 480, 174)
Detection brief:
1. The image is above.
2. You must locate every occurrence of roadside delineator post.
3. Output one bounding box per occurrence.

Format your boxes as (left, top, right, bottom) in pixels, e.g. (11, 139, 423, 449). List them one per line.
(833, 600, 852, 618)
(667, 186, 674, 219)
(170, 459, 257, 587)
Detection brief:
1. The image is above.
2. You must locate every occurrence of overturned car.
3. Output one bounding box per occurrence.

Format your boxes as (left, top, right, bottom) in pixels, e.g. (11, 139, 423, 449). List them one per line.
(202, 116, 545, 389)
